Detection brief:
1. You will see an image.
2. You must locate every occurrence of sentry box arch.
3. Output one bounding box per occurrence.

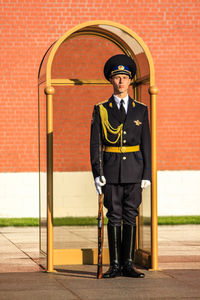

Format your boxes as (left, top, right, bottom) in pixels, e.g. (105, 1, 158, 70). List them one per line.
(38, 20, 158, 273)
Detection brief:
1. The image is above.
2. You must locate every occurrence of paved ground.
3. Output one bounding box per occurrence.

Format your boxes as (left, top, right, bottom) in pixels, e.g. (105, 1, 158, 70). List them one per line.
(0, 225, 200, 299)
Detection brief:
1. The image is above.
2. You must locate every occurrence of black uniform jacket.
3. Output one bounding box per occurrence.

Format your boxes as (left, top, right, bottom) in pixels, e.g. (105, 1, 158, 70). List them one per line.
(90, 95, 151, 184)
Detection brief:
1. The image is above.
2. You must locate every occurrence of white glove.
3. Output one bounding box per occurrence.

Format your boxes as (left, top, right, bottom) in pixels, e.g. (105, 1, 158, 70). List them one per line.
(141, 179, 151, 189)
(95, 176, 106, 194)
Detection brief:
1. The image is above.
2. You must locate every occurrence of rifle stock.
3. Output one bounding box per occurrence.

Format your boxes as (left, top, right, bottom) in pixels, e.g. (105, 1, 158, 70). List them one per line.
(97, 132, 104, 279)
(97, 192, 104, 279)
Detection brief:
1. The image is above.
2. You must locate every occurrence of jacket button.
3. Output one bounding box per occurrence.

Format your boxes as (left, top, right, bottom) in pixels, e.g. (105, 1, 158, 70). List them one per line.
(123, 140, 126, 144)
(123, 131, 127, 134)
(123, 156, 126, 160)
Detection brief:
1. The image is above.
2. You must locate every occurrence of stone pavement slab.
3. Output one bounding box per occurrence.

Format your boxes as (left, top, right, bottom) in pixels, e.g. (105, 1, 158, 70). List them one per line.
(0, 225, 200, 272)
(158, 225, 200, 269)
(0, 227, 41, 272)
(0, 268, 200, 299)
(54, 267, 200, 300)
(0, 225, 200, 299)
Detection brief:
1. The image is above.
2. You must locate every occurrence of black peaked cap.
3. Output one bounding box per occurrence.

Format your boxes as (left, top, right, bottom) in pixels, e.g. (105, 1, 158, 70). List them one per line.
(104, 54, 137, 81)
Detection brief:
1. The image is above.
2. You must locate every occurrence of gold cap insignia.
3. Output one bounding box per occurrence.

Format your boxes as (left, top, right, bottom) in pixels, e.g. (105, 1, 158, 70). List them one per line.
(134, 120, 142, 126)
(118, 65, 125, 70)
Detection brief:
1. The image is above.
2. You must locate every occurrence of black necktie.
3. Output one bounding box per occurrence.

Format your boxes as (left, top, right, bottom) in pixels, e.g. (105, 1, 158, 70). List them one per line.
(120, 99, 126, 123)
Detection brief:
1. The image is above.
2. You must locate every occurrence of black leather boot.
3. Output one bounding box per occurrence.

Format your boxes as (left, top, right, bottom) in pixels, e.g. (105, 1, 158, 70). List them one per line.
(103, 224, 121, 278)
(121, 224, 145, 278)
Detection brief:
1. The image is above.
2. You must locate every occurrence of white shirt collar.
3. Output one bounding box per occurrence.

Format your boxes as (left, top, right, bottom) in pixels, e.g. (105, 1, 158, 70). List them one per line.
(113, 94, 129, 113)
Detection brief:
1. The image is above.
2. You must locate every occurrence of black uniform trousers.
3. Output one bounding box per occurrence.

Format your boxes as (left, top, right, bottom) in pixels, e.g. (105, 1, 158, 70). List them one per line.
(103, 183, 142, 226)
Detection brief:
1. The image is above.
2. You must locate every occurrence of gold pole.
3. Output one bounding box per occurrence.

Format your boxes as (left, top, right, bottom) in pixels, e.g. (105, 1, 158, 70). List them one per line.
(45, 86, 55, 272)
(149, 85, 158, 270)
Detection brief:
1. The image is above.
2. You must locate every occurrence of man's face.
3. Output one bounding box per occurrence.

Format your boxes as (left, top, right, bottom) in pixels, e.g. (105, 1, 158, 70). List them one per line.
(109, 74, 131, 95)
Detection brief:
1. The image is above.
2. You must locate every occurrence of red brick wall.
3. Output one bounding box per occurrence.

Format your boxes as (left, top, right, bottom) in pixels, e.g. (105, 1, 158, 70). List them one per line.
(1, 0, 199, 172)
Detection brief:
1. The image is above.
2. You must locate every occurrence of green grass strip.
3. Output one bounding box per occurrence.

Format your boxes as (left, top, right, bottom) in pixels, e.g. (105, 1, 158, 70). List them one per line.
(0, 218, 39, 227)
(53, 217, 108, 226)
(0, 216, 200, 227)
(158, 216, 200, 225)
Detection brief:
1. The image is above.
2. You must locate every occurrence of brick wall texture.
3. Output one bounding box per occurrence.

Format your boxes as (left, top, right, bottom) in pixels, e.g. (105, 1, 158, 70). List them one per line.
(0, 0, 199, 172)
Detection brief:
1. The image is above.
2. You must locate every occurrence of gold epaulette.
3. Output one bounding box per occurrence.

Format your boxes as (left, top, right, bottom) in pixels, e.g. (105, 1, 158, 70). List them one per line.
(134, 100, 147, 106)
(96, 99, 108, 106)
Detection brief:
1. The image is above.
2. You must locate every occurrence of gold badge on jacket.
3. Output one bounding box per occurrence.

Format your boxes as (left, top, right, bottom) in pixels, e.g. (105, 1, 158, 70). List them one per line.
(134, 120, 142, 126)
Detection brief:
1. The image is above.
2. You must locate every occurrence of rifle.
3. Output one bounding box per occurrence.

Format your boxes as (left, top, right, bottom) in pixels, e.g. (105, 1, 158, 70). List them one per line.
(97, 133, 104, 279)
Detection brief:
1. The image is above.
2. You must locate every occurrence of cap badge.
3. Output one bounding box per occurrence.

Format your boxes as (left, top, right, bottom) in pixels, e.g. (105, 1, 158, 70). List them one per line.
(118, 65, 125, 70)
(134, 120, 142, 126)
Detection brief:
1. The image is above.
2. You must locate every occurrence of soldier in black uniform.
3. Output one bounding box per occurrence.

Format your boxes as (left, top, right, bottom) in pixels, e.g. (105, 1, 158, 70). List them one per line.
(90, 54, 151, 278)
